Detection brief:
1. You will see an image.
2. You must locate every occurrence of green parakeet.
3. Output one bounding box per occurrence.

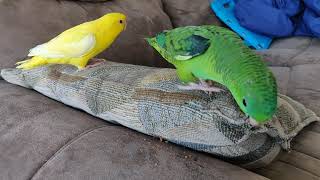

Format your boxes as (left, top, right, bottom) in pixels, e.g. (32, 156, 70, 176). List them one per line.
(146, 25, 277, 126)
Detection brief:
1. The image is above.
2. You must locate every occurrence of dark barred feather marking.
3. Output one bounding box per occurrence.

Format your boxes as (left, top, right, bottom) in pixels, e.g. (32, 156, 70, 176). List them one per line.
(203, 26, 277, 116)
(148, 25, 278, 121)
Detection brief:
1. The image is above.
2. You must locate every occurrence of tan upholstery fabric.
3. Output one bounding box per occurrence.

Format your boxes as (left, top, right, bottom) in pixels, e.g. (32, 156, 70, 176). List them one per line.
(252, 38, 320, 180)
(0, 81, 105, 180)
(31, 125, 268, 180)
(162, 0, 222, 27)
(0, 83, 269, 180)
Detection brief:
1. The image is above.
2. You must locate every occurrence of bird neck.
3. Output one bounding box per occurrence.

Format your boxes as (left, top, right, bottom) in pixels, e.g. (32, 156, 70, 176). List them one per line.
(170, 60, 183, 69)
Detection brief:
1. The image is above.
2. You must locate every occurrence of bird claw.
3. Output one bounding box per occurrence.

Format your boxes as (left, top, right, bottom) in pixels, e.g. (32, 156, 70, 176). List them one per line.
(83, 58, 106, 70)
(199, 79, 221, 94)
(177, 80, 224, 93)
(204, 91, 213, 96)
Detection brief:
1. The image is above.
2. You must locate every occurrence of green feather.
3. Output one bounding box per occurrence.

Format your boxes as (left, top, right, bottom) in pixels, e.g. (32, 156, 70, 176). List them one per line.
(146, 25, 278, 123)
(155, 32, 166, 48)
(156, 29, 211, 61)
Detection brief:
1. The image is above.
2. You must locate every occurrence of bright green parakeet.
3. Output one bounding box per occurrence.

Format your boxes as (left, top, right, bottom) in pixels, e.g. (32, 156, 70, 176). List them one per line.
(146, 25, 277, 126)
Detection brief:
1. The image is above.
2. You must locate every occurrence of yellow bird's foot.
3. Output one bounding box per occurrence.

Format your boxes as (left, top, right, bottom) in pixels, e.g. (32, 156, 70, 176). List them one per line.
(84, 58, 106, 69)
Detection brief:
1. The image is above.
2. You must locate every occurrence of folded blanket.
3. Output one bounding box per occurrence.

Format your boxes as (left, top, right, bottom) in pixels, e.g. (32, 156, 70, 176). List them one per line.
(1, 60, 319, 168)
(235, 0, 320, 38)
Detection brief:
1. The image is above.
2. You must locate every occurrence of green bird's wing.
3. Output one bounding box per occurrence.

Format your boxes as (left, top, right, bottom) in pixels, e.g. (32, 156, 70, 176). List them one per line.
(155, 28, 211, 61)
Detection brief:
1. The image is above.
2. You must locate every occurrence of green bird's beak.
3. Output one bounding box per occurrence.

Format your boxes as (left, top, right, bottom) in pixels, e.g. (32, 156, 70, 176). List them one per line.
(145, 37, 153, 45)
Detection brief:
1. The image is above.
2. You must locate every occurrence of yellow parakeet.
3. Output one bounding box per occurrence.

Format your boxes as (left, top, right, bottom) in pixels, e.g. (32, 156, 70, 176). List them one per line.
(16, 12, 126, 70)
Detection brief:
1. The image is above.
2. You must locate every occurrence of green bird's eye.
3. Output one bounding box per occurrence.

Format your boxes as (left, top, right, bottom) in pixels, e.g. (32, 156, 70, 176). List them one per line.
(242, 99, 247, 107)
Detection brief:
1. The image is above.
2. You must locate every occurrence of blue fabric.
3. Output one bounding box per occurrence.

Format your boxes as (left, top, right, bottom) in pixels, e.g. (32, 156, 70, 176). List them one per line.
(234, 0, 320, 38)
(302, 8, 320, 37)
(211, 0, 272, 50)
(234, 0, 295, 37)
(304, 0, 320, 15)
(273, 0, 302, 16)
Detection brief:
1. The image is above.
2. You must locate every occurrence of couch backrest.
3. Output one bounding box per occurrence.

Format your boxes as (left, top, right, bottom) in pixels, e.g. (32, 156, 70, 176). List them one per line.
(0, 0, 221, 69)
(163, 0, 222, 27)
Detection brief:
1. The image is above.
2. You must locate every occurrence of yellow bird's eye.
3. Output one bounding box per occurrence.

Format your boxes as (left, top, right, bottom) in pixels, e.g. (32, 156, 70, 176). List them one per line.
(119, 20, 123, 24)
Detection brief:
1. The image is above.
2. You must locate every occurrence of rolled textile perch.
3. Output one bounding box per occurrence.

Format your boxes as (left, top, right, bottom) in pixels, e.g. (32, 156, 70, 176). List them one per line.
(1, 59, 319, 168)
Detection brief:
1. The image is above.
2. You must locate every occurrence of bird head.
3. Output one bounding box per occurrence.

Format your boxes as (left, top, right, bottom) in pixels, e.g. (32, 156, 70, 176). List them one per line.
(146, 32, 176, 65)
(146, 36, 162, 53)
(98, 12, 127, 35)
(232, 71, 278, 127)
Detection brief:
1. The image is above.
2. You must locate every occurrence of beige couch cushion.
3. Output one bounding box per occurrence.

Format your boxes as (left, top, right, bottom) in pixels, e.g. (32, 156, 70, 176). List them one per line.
(259, 37, 320, 116)
(0, 81, 268, 180)
(31, 126, 268, 180)
(162, 0, 222, 27)
(0, 81, 105, 180)
(252, 37, 320, 180)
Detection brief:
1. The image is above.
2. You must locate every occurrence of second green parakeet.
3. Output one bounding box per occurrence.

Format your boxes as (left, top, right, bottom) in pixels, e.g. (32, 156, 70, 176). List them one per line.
(146, 25, 277, 126)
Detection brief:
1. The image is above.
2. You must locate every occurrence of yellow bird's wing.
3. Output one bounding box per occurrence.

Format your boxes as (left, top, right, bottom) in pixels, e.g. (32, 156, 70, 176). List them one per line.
(28, 29, 96, 58)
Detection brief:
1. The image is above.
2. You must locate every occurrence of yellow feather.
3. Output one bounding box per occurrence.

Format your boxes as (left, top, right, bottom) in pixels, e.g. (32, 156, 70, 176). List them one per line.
(16, 13, 126, 70)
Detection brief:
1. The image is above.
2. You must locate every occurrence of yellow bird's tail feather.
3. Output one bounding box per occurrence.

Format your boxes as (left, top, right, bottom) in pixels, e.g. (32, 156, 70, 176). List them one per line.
(16, 57, 47, 70)
(15, 59, 30, 65)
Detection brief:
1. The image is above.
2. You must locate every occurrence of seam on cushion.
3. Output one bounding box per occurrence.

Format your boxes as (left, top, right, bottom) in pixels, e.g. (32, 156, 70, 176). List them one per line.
(268, 63, 320, 67)
(160, 0, 175, 28)
(284, 66, 291, 96)
(292, 146, 320, 162)
(287, 63, 320, 98)
(305, 123, 320, 134)
(287, 38, 313, 66)
(30, 125, 108, 180)
(278, 159, 320, 178)
(294, 88, 320, 94)
(292, 131, 320, 161)
(74, 1, 90, 13)
(281, 39, 312, 91)
(279, 151, 320, 177)
(260, 161, 320, 179)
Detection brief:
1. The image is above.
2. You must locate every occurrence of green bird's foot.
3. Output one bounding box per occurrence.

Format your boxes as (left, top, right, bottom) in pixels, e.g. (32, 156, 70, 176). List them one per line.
(84, 58, 106, 70)
(177, 80, 224, 93)
(199, 79, 223, 94)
